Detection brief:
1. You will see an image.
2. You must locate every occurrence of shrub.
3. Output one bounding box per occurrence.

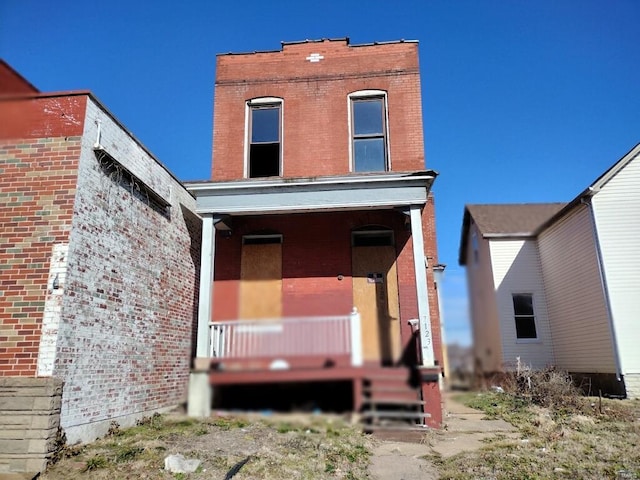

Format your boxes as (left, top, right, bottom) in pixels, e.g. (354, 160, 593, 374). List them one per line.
(499, 359, 584, 412)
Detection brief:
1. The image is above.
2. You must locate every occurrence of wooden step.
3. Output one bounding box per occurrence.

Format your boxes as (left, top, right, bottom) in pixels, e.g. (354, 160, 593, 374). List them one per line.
(363, 423, 430, 432)
(362, 386, 421, 402)
(361, 410, 432, 420)
(363, 378, 413, 390)
(362, 398, 425, 407)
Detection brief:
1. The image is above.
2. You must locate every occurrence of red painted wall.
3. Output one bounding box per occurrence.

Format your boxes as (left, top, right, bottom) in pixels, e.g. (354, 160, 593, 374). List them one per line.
(0, 95, 87, 140)
(212, 39, 426, 180)
(212, 205, 442, 367)
(0, 60, 39, 96)
(213, 210, 416, 333)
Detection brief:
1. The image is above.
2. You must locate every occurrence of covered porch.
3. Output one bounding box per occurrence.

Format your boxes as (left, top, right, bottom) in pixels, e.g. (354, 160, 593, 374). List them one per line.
(185, 171, 441, 425)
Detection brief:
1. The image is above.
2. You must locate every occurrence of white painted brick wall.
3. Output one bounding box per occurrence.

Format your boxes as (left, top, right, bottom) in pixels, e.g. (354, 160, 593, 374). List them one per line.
(53, 98, 200, 443)
(36, 244, 69, 377)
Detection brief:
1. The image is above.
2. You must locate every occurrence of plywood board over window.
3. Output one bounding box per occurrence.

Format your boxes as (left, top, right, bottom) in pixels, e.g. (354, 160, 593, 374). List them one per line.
(239, 236, 283, 319)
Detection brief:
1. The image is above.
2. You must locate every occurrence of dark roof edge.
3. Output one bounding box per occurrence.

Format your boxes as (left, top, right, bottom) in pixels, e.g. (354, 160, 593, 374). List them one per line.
(459, 202, 565, 265)
(86, 93, 195, 198)
(459, 206, 472, 266)
(281, 37, 350, 46)
(217, 38, 418, 56)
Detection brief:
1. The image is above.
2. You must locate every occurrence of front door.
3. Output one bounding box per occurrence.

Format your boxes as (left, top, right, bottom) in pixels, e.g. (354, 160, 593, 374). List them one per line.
(352, 237, 400, 365)
(239, 236, 282, 320)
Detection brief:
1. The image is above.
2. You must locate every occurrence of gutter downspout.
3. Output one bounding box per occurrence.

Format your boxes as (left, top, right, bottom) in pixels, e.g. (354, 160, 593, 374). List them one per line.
(583, 192, 623, 382)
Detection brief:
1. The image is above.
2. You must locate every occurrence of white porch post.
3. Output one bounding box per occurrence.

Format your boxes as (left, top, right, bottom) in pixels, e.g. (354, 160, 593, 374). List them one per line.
(196, 214, 215, 357)
(410, 205, 435, 366)
(350, 307, 363, 367)
(188, 213, 215, 417)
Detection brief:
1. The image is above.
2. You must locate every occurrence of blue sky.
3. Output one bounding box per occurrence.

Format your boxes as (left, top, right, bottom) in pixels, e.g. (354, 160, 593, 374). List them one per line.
(2, 1, 639, 346)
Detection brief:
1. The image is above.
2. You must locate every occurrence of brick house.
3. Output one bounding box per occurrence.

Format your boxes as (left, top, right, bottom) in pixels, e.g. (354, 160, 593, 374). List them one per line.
(186, 39, 444, 428)
(0, 60, 200, 471)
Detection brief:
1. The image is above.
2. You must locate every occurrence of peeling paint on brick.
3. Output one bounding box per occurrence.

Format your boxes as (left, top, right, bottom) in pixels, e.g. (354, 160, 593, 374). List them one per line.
(36, 243, 68, 377)
(50, 98, 200, 443)
(1, 91, 200, 444)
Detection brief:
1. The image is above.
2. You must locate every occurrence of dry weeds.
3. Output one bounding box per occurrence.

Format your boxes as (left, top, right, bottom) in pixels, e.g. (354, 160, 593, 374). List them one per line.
(435, 367, 640, 480)
(41, 414, 372, 480)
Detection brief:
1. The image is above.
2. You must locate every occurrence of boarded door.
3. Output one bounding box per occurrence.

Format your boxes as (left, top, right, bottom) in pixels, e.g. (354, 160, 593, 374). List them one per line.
(352, 244, 400, 364)
(239, 241, 282, 319)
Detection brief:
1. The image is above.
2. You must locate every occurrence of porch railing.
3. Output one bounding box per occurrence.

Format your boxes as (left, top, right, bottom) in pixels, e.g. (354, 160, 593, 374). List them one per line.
(209, 308, 362, 367)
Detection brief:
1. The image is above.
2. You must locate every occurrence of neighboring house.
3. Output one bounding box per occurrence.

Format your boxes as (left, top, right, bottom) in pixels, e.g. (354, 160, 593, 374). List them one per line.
(0, 61, 200, 472)
(185, 38, 445, 428)
(459, 143, 640, 398)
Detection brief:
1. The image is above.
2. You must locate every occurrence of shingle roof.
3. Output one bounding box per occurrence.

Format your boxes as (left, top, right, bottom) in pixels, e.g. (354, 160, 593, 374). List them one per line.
(459, 142, 640, 266)
(458, 203, 566, 265)
(466, 203, 567, 236)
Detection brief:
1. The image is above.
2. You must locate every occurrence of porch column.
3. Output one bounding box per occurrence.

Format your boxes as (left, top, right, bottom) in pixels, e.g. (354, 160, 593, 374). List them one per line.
(188, 213, 215, 417)
(410, 205, 435, 366)
(196, 214, 215, 357)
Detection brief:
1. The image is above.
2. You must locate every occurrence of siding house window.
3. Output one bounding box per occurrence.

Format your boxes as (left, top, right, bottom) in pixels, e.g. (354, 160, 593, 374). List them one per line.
(247, 99, 282, 178)
(349, 91, 389, 172)
(512, 294, 538, 339)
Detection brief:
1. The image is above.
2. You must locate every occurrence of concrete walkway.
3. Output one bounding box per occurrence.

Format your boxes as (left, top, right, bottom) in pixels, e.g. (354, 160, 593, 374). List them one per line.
(368, 391, 518, 480)
(430, 391, 517, 458)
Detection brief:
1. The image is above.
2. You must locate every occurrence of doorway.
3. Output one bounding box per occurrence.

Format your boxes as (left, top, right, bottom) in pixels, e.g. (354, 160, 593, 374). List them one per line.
(351, 229, 400, 365)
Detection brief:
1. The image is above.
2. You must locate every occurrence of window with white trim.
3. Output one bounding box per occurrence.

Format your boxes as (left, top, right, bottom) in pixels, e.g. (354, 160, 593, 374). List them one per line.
(349, 91, 389, 172)
(512, 293, 538, 339)
(247, 98, 282, 178)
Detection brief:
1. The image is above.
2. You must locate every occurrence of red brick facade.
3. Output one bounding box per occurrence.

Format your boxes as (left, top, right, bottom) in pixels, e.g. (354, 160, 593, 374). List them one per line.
(208, 39, 443, 423)
(212, 39, 425, 179)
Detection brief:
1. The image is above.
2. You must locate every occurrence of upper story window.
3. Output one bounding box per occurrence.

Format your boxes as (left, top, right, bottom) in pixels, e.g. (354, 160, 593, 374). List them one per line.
(247, 98, 282, 178)
(349, 91, 389, 172)
(512, 293, 538, 340)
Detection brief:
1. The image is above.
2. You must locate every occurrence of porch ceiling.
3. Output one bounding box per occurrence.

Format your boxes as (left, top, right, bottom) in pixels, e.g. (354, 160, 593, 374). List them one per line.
(185, 170, 437, 215)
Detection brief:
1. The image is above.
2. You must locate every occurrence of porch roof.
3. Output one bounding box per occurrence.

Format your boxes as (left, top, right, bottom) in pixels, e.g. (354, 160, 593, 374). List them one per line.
(184, 170, 437, 215)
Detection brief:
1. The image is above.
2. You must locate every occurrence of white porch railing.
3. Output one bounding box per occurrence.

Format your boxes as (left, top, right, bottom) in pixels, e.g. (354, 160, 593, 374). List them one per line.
(209, 308, 362, 367)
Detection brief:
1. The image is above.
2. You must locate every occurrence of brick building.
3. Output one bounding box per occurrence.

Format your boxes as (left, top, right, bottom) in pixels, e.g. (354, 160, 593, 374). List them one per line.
(186, 39, 444, 428)
(0, 61, 200, 471)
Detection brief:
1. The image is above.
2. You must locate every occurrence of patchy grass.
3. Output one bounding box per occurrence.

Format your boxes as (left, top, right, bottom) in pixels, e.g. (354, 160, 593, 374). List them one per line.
(42, 414, 372, 480)
(437, 384, 640, 480)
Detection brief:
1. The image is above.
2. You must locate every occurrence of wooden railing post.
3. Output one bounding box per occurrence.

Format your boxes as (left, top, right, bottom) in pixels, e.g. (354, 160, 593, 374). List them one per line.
(350, 307, 363, 366)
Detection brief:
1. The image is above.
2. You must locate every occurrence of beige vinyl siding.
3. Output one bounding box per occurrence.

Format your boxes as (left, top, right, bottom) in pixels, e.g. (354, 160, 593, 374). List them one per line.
(592, 150, 640, 380)
(489, 239, 554, 370)
(538, 205, 616, 373)
(465, 223, 503, 372)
